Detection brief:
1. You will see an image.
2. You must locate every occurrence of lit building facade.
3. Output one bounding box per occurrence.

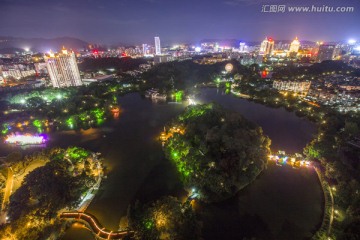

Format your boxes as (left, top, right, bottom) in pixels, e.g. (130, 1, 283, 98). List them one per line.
(259, 37, 274, 56)
(154, 54, 174, 64)
(2, 69, 23, 79)
(2, 69, 36, 80)
(155, 36, 161, 55)
(239, 42, 246, 52)
(289, 37, 301, 53)
(317, 44, 335, 62)
(273, 80, 311, 96)
(142, 44, 148, 55)
(44, 48, 82, 88)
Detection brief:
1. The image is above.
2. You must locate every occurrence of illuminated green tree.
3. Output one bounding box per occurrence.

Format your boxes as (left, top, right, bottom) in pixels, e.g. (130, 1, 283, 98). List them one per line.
(164, 103, 270, 202)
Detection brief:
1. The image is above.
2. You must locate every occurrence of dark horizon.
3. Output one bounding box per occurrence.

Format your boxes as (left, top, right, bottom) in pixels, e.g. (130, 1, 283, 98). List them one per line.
(1, 0, 360, 45)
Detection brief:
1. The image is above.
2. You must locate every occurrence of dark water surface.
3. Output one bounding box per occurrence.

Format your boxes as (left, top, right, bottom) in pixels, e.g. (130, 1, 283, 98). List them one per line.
(0, 89, 322, 240)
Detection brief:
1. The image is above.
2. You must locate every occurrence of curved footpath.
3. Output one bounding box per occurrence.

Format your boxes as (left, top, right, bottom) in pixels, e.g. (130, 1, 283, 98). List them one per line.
(60, 212, 134, 239)
(0, 167, 14, 224)
(313, 166, 335, 239)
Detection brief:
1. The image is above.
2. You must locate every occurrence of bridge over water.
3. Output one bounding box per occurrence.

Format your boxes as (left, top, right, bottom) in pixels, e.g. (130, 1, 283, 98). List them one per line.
(60, 212, 134, 239)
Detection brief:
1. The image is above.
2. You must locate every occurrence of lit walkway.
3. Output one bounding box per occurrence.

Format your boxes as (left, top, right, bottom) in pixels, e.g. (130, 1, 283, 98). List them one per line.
(60, 212, 134, 239)
(0, 167, 14, 224)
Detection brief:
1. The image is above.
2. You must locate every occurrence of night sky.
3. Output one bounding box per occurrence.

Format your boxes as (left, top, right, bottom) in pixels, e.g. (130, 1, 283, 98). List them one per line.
(1, 0, 360, 44)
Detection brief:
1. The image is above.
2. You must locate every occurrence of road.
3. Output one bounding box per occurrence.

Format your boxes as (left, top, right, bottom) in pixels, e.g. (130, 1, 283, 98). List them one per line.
(77, 171, 102, 212)
(328, 185, 335, 235)
(0, 167, 14, 224)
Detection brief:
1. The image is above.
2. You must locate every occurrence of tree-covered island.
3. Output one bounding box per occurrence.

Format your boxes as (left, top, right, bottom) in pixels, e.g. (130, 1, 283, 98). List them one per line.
(163, 103, 271, 202)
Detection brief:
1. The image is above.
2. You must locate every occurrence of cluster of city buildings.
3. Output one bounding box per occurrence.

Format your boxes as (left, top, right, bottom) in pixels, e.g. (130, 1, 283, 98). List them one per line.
(0, 65, 35, 82)
(273, 80, 311, 97)
(306, 75, 360, 112)
(266, 37, 359, 63)
(188, 37, 360, 67)
(272, 74, 360, 112)
(0, 36, 359, 113)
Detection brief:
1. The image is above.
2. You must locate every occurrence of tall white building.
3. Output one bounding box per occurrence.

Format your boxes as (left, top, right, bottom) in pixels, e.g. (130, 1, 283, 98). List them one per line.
(44, 47, 82, 88)
(154, 36, 161, 55)
(142, 44, 148, 55)
(259, 37, 274, 56)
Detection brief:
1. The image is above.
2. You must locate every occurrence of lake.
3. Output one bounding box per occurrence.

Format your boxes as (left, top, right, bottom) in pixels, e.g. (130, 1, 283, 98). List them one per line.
(1, 88, 322, 239)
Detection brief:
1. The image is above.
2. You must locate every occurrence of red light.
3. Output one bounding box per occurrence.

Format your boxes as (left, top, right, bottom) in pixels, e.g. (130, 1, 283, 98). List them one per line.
(268, 37, 273, 42)
(121, 52, 127, 57)
(93, 50, 99, 54)
(261, 71, 268, 78)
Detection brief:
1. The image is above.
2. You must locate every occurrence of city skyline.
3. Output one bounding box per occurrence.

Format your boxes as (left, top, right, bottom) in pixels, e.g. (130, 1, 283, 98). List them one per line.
(1, 0, 360, 44)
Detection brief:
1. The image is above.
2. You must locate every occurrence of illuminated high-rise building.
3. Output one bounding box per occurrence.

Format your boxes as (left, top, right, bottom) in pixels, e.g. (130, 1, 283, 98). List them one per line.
(44, 47, 82, 88)
(289, 37, 301, 53)
(259, 37, 274, 56)
(317, 44, 335, 62)
(239, 42, 246, 52)
(142, 44, 148, 55)
(155, 36, 161, 55)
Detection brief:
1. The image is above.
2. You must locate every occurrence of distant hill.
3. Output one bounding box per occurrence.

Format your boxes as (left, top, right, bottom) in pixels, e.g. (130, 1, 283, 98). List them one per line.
(0, 47, 26, 54)
(0, 36, 89, 53)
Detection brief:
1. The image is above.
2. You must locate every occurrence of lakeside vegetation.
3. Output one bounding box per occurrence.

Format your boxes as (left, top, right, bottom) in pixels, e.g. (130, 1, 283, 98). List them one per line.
(141, 59, 249, 92)
(0, 147, 101, 240)
(79, 57, 147, 74)
(163, 103, 270, 202)
(0, 81, 137, 135)
(127, 196, 199, 240)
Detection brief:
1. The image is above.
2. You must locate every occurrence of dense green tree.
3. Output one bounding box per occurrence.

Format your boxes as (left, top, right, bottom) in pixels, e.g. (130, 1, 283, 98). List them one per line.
(0, 147, 98, 240)
(128, 196, 199, 240)
(164, 103, 270, 202)
(5, 151, 22, 164)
